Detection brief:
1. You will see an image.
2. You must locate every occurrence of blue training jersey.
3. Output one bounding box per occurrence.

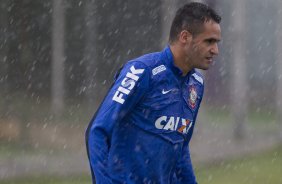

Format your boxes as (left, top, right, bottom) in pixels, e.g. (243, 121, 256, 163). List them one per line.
(86, 46, 204, 184)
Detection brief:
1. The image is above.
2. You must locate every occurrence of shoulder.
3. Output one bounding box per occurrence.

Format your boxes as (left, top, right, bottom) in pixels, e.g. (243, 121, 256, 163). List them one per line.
(191, 70, 204, 86)
(114, 52, 165, 85)
(126, 51, 167, 76)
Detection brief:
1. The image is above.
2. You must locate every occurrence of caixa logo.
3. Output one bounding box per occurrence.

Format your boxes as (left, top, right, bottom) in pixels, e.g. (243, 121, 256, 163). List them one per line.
(155, 116, 193, 134)
(112, 65, 144, 104)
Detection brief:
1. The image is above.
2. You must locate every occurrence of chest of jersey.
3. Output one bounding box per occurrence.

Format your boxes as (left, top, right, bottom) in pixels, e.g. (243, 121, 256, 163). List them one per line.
(129, 69, 203, 143)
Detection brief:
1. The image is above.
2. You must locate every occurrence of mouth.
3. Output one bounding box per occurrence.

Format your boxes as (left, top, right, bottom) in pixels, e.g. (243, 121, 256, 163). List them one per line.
(205, 57, 213, 63)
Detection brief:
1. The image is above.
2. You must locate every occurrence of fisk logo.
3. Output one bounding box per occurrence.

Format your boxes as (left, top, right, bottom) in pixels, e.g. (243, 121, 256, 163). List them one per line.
(155, 116, 193, 134)
(112, 66, 144, 104)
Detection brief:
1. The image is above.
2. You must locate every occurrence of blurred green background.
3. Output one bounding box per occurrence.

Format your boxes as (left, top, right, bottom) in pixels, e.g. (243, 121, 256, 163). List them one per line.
(2, 146, 281, 184)
(1, 0, 282, 183)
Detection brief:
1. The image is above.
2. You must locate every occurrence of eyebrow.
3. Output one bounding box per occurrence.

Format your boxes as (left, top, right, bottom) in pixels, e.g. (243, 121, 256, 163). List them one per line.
(206, 38, 221, 42)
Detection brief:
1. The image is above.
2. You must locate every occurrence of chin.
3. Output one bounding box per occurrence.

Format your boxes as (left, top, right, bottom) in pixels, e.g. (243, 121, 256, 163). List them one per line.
(197, 66, 209, 70)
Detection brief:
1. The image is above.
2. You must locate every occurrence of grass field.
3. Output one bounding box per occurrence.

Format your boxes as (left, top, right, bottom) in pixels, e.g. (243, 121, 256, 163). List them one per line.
(0, 176, 90, 184)
(196, 146, 282, 184)
(1, 146, 281, 184)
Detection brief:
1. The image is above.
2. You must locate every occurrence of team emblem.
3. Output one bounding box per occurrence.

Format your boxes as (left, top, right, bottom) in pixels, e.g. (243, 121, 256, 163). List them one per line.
(189, 86, 197, 109)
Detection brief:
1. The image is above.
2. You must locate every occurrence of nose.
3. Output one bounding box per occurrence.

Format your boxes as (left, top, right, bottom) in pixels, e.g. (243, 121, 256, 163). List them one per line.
(211, 43, 219, 55)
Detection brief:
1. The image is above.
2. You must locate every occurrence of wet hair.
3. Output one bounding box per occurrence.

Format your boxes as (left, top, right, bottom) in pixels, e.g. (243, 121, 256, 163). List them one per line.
(169, 2, 221, 43)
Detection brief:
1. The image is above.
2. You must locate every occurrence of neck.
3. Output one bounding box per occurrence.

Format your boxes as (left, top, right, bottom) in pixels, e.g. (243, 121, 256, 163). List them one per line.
(169, 44, 193, 76)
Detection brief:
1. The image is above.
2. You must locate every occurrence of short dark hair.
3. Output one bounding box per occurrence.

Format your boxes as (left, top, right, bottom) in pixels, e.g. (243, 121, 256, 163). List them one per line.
(169, 2, 221, 43)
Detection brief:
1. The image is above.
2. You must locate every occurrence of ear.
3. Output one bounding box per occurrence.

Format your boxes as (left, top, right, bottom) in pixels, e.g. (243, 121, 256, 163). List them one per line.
(179, 30, 192, 44)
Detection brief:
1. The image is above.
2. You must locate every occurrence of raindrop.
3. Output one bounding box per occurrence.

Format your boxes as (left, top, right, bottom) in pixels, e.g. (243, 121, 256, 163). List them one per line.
(208, 174, 213, 181)
(26, 122, 31, 128)
(134, 145, 141, 152)
(42, 123, 47, 130)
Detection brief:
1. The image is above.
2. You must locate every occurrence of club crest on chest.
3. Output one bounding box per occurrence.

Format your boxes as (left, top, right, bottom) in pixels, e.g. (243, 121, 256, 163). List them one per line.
(188, 85, 197, 109)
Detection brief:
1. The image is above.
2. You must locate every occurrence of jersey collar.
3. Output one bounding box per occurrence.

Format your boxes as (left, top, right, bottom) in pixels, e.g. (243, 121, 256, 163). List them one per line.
(163, 46, 195, 78)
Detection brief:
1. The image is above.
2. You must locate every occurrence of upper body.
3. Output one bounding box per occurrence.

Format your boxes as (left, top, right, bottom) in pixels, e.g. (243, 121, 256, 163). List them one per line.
(86, 2, 221, 184)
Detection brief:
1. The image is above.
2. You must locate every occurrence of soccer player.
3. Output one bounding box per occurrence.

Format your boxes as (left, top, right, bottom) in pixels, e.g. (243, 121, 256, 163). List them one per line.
(86, 2, 221, 184)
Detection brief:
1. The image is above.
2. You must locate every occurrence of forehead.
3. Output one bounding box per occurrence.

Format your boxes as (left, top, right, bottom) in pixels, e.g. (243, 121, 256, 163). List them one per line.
(195, 20, 221, 40)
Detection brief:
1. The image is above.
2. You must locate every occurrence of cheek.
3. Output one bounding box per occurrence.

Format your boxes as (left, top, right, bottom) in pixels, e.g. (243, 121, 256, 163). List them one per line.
(193, 47, 202, 58)
(196, 46, 207, 56)
(192, 44, 204, 54)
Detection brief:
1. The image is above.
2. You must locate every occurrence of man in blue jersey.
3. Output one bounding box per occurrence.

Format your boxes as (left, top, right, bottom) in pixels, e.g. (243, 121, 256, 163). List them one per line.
(86, 2, 221, 184)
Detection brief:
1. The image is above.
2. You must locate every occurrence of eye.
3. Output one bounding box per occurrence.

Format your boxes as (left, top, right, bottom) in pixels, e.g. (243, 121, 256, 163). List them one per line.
(206, 39, 215, 44)
(205, 38, 220, 45)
